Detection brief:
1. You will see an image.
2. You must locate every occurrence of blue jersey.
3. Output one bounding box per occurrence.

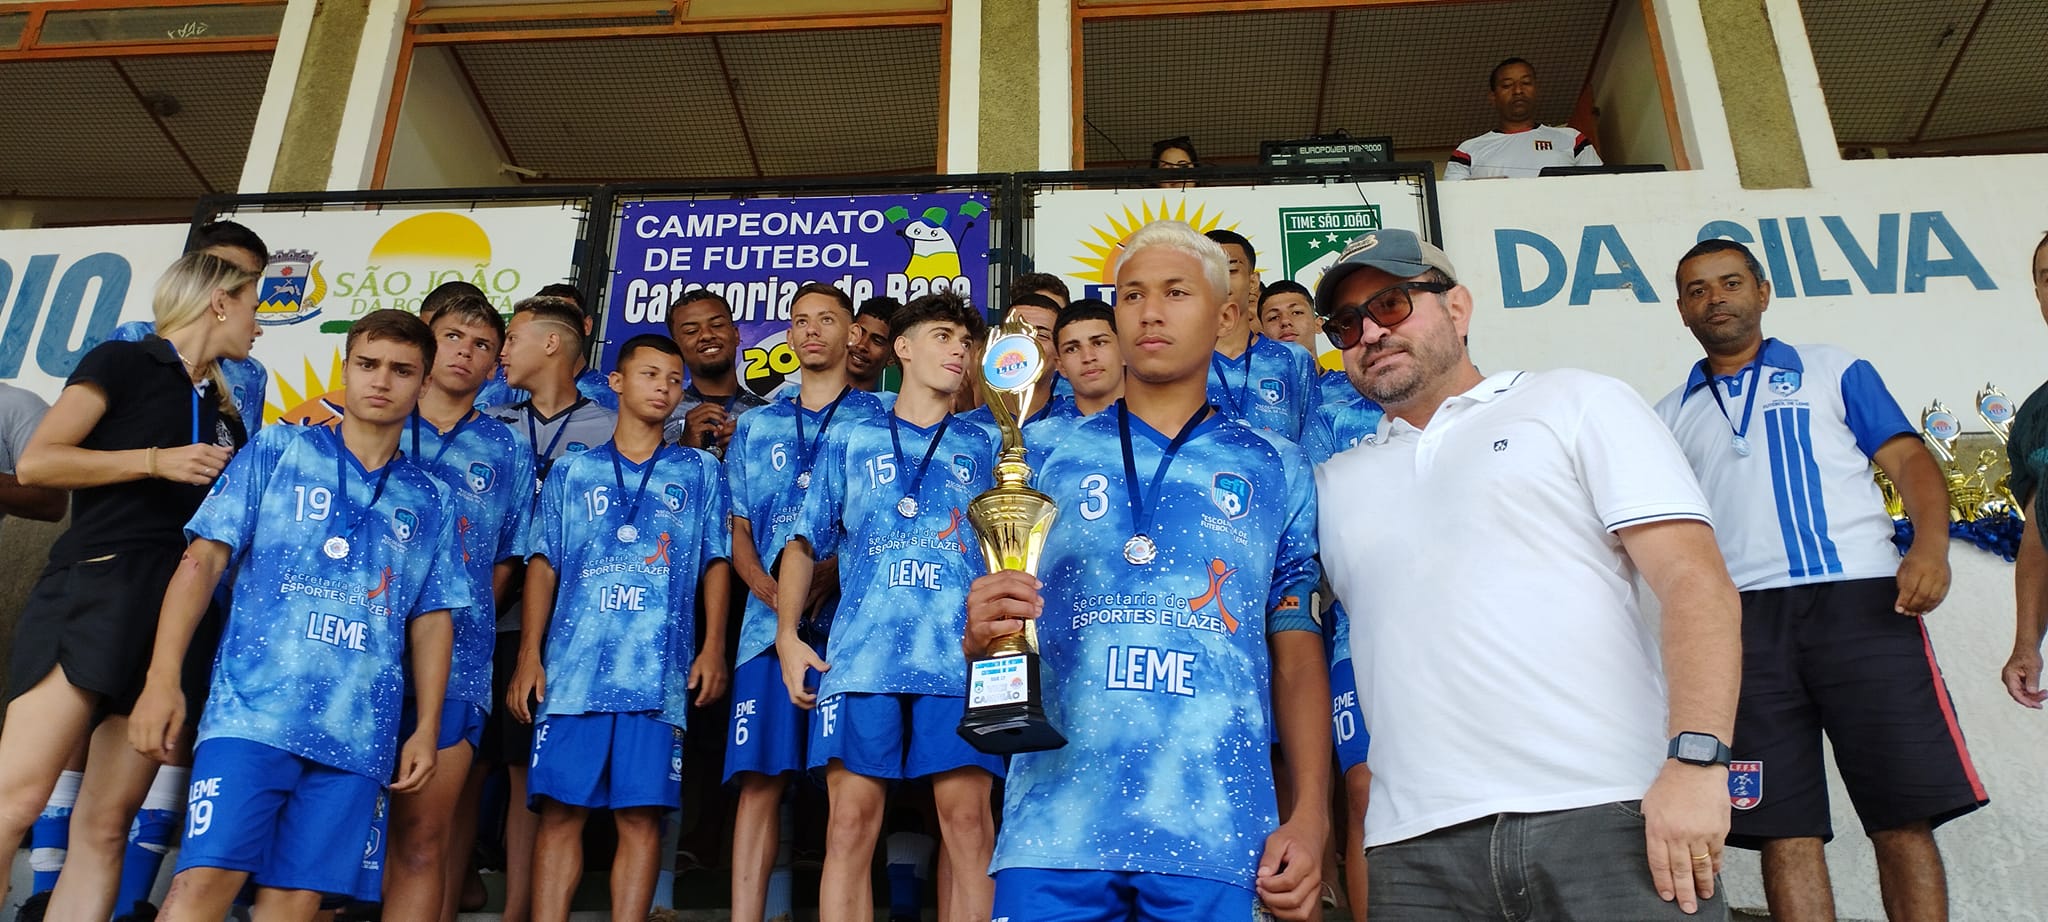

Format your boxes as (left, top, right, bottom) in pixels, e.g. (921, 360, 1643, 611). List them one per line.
(993, 407, 1321, 886)
(109, 322, 268, 432)
(1301, 395, 1387, 464)
(726, 389, 888, 661)
(1316, 368, 1356, 408)
(475, 367, 619, 413)
(187, 424, 466, 779)
(1207, 334, 1318, 443)
(1020, 402, 1096, 469)
(530, 442, 730, 728)
(959, 394, 1077, 449)
(793, 412, 997, 699)
(403, 411, 533, 710)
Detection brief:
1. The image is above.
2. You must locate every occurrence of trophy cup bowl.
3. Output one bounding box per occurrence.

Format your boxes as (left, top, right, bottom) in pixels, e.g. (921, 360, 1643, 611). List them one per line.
(957, 314, 1069, 754)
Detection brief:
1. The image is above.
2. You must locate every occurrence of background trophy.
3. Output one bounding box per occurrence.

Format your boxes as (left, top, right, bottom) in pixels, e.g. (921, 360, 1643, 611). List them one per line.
(957, 312, 1068, 754)
(1922, 402, 1980, 522)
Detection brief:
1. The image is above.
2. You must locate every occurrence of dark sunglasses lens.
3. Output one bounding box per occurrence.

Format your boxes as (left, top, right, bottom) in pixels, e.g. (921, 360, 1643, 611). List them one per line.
(1323, 313, 1362, 349)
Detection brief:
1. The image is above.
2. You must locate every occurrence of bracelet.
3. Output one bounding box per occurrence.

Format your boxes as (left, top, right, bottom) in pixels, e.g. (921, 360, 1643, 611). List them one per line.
(146, 446, 157, 479)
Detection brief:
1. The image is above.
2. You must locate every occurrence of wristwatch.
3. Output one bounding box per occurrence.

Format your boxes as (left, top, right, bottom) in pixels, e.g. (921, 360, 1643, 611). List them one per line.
(1667, 732, 1733, 767)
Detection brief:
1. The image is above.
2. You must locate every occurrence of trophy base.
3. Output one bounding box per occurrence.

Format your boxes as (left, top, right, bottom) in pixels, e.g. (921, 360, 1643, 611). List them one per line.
(957, 651, 1068, 755)
(957, 708, 1069, 755)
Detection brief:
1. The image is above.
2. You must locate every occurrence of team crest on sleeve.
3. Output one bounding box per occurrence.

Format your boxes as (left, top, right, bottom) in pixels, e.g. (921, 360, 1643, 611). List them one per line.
(390, 508, 418, 543)
(1729, 760, 1763, 809)
(663, 483, 687, 513)
(951, 453, 978, 485)
(1258, 378, 1284, 405)
(466, 462, 495, 493)
(1211, 472, 1253, 520)
(1767, 370, 1801, 396)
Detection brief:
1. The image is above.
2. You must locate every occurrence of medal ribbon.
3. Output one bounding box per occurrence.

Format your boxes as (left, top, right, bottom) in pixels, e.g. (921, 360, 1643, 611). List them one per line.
(333, 428, 395, 547)
(1118, 400, 1210, 541)
(1208, 334, 1260, 418)
(526, 397, 591, 483)
(410, 409, 474, 468)
(611, 445, 662, 529)
(1706, 362, 1763, 450)
(791, 384, 852, 481)
(888, 413, 952, 513)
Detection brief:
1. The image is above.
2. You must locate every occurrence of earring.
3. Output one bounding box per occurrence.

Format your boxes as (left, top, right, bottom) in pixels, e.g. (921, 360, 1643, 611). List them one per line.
(215, 312, 227, 321)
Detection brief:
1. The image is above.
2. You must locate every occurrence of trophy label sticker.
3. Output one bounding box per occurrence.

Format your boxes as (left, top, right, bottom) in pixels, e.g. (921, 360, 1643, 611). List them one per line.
(1981, 393, 2014, 423)
(968, 656, 1030, 708)
(982, 332, 1042, 392)
(1925, 410, 1961, 442)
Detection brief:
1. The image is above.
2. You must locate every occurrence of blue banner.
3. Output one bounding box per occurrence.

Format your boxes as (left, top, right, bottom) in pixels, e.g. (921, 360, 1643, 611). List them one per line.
(602, 192, 993, 396)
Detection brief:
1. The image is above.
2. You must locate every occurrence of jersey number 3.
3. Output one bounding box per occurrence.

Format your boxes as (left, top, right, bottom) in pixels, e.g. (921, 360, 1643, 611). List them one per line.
(1078, 473, 1109, 521)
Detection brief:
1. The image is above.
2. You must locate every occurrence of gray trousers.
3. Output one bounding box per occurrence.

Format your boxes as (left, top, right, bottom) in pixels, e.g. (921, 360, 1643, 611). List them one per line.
(1367, 801, 1731, 921)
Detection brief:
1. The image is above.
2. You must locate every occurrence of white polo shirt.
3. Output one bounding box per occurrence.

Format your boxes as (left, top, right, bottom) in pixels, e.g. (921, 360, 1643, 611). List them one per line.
(1444, 125, 1601, 180)
(1654, 339, 1916, 591)
(1317, 369, 1711, 848)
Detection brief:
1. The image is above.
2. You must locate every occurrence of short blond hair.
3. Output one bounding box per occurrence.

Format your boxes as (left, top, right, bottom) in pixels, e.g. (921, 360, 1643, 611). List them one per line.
(1115, 220, 1230, 299)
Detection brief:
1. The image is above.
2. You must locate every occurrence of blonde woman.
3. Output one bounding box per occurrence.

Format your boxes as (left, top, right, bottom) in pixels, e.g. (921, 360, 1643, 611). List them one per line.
(0, 250, 261, 916)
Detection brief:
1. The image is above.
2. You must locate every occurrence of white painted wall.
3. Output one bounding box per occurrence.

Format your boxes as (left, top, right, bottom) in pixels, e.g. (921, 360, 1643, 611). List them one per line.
(946, 0, 981, 172)
(381, 46, 515, 190)
(325, 0, 410, 191)
(1586, 0, 1674, 169)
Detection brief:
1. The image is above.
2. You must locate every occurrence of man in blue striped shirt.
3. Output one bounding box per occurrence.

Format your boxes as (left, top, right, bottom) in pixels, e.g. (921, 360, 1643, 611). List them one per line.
(1656, 238, 1982, 922)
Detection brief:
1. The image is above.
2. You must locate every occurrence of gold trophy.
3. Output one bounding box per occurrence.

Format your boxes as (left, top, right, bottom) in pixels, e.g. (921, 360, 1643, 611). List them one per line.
(956, 312, 1068, 754)
(1922, 402, 1983, 522)
(1976, 385, 2024, 518)
(1977, 384, 2016, 445)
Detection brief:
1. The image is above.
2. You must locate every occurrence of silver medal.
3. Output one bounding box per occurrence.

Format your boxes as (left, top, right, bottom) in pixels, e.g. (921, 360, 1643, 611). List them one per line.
(1732, 435, 1751, 457)
(323, 536, 350, 560)
(1122, 534, 1157, 566)
(897, 496, 919, 518)
(796, 471, 812, 489)
(617, 524, 639, 543)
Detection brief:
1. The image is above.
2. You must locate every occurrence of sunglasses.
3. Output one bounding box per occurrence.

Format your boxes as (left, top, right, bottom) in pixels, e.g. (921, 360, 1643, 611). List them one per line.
(1320, 280, 1454, 349)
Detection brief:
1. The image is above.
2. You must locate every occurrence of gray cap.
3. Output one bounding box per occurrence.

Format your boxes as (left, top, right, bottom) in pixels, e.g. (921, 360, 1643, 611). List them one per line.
(1314, 229, 1459, 315)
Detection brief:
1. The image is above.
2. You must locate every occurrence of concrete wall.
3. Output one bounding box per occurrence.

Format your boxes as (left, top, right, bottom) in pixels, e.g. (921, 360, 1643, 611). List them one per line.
(1587, 0, 1676, 170)
(382, 46, 517, 190)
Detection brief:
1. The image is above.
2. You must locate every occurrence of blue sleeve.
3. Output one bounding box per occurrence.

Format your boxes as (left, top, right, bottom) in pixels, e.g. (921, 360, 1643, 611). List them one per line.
(700, 452, 732, 566)
(108, 321, 154, 343)
(1266, 445, 1323, 635)
(529, 461, 568, 564)
(185, 427, 281, 556)
(1839, 359, 1917, 459)
(579, 370, 620, 411)
(794, 427, 847, 559)
(496, 448, 536, 564)
(414, 497, 469, 618)
(727, 414, 757, 521)
(1295, 349, 1319, 422)
(1301, 410, 1337, 465)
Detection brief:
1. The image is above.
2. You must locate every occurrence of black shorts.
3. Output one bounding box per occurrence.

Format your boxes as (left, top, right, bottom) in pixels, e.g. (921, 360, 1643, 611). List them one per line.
(6, 547, 221, 722)
(1726, 576, 1987, 849)
(479, 630, 534, 764)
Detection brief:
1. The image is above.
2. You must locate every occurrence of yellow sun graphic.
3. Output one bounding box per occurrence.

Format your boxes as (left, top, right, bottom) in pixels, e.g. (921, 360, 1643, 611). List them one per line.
(1072, 200, 1237, 285)
(367, 212, 492, 265)
(268, 349, 347, 426)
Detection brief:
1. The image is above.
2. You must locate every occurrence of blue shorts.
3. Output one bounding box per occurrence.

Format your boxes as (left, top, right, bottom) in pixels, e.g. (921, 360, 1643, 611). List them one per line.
(175, 738, 383, 897)
(529, 712, 683, 810)
(808, 693, 1003, 780)
(1329, 657, 1370, 772)
(400, 697, 487, 752)
(991, 868, 1256, 922)
(350, 790, 390, 903)
(722, 651, 812, 782)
